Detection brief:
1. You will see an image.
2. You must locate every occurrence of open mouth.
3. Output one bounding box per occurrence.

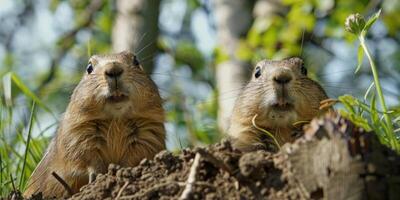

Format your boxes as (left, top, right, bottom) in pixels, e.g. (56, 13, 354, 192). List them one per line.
(106, 92, 129, 103)
(271, 103, 294, 112)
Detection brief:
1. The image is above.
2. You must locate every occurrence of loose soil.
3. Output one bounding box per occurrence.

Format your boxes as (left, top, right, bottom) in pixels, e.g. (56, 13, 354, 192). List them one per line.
(8, 113, 400, 200)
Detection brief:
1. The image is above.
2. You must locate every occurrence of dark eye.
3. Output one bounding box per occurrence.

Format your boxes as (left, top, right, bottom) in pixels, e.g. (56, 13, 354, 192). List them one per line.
(254, 66, 262, 78)
(300, 64, 307, 75)
(133, 55, 140, 66)
(86, 63, 93, 74)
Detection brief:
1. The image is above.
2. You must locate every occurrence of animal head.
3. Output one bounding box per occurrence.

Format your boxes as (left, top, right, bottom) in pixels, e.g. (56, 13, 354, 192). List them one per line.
(243, 57, 328, 128)
(69, 51, 161, 118)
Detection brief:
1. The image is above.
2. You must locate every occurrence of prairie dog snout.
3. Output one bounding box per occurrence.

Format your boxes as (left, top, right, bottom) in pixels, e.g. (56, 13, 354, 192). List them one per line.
(228, 57, 329, 152)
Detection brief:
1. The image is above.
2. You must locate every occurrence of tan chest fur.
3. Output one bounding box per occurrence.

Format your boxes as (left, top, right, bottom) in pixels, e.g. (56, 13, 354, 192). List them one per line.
(24, 51, 166, 198)
(97, 119, 136, 164)
(94, 119, 160, 166)
(58, 115, 165, 171)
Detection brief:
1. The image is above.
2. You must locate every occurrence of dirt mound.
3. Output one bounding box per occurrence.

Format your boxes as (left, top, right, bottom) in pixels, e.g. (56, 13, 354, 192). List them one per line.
(71, 140, 298, 200)
(69, 114, 400, 200)
(7, 113, 398, 200)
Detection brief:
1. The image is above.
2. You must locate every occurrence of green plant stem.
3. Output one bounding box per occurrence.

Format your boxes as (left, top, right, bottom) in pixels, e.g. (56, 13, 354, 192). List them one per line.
(359, 35, 397, 149)
(19, 102, 36, 190)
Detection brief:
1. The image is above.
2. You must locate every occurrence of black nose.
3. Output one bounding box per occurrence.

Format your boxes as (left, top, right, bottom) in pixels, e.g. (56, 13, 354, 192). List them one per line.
(105, 66, 123, 78)
(273, 74, 292, 85)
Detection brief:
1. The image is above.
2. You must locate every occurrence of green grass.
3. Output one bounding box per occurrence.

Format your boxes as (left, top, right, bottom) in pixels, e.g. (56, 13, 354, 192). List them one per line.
(0, 73, 53, 196)
(0, 9, 399, 197)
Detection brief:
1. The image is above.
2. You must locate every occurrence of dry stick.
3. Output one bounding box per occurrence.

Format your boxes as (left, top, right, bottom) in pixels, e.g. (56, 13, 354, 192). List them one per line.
(179, 153, 201, 200)
(115, 181, 129, 199)
(51, 171, 73, 197)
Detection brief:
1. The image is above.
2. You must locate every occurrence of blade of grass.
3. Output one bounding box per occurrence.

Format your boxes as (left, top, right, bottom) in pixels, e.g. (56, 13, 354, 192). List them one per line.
(3, 72, 56, 119)
(19, 101, 36, 190)
(252, 114, 281, 149)
(10, 173, 16, 192)
(2, 73, 12, 106)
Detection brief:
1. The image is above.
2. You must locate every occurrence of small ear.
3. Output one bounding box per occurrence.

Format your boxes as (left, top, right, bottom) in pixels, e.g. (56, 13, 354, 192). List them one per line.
(254, 60, 267, 69)
(118, 50, 134, 61)
(120, 50, 134, 57)
(88, 56, 98, 66)
(287, 57, 303, 66)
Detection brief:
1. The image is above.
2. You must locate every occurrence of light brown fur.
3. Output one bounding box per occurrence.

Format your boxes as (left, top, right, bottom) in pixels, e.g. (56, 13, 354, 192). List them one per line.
(24, 51, 165, 198)
(228, 57, 329, 152)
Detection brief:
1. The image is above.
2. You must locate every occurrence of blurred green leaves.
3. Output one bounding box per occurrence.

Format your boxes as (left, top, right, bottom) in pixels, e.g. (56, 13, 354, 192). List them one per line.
(2, 72, 53, 116)
(175, 41, 205, 74)
(0, 74, 54, 195)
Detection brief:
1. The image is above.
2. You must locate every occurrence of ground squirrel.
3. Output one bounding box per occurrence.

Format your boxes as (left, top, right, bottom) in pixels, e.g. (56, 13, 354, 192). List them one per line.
(24, 51, 166, 198)
(228, 57, 329, 152)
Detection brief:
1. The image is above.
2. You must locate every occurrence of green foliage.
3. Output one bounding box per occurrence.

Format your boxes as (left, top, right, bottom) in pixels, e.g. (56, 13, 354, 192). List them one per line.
(1, 0, 400, 196)
(0, 75, 53, 195)
(0, 0, 113, 195)
(174, 41, 205, 74)
(3, 72, 53, 115)
(237, 0, 400, 152)
(341, 10, 400, 152)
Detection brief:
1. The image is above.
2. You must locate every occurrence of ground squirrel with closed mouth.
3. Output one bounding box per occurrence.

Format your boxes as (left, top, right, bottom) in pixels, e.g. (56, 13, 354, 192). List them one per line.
(24, 51, 166, 198)
(228, 57, 329, 152)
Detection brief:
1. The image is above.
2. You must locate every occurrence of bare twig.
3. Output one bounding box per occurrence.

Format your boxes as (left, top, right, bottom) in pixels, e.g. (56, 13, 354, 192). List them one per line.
(116, 181, 129, 199)
(179, 153, 201, 200)
(51, 171, 73, 197)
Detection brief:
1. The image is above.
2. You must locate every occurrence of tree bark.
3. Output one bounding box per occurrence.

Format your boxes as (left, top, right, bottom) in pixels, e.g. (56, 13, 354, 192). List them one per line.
(213, 0, 254, 132)
(112, 0, 160, 71)
(276, 113, 400, 200)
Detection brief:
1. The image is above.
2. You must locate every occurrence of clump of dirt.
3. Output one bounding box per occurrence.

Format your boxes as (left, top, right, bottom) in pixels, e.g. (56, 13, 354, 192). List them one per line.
(71, 140, 300, 200)
(70, 113, 400, 200)
(10, 113, 398, 200)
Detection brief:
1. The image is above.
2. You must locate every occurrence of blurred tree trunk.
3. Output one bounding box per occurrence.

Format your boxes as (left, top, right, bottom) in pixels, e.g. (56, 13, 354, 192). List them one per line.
(213, 0, 254, 132)
(112, 0, 160, 71)
(214, 0, 285, 133)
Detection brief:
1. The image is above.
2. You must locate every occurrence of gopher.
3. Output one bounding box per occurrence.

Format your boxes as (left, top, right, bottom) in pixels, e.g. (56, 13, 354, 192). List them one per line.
(228, 57, 329, 151)
(24, 51, 166, 198)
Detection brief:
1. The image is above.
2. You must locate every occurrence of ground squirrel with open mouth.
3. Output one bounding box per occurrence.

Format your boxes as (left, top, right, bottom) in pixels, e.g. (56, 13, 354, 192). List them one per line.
(228, 57, 329, 152)
(24, 51, 166, 198)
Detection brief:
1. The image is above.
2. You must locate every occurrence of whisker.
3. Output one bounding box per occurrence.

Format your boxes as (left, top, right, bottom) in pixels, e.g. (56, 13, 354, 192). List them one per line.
(136, 41, 155, 56)
(140, 53, 157, 65)
(134, 32, 148, 53)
